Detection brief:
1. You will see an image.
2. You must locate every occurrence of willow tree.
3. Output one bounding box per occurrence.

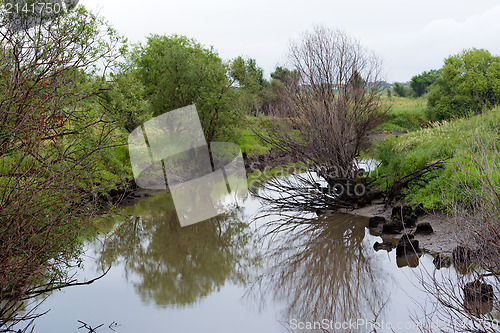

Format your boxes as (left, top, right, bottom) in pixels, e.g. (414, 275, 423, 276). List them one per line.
(254, 26, 387, 210)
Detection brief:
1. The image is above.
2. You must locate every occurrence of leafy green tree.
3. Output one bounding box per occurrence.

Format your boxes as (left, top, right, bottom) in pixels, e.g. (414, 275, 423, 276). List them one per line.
(251, 66, 299, 115)
(427, 48, 500, 120)
(133, 35, 239, 142)
(410, 69, 441, 97)
(392, 82, 411, 97)
(229, 56, 268, 115)
(270, 66, 298, 83)
(101, 68, 152, 133)
(230, 56, 267, 91)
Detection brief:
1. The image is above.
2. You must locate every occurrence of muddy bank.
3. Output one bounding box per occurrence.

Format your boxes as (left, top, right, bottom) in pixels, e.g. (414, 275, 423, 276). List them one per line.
(243, 151, 298, 173)
(344, 203, 461, 254)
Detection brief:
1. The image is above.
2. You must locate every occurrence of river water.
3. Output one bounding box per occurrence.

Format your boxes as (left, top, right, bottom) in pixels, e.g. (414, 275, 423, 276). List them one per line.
(31, 187, 453, 333)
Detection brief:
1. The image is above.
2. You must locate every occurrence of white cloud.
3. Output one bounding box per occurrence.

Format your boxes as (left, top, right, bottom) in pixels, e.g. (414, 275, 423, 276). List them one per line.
(372, 5, 500, 81)
(81, 0, 500, 82)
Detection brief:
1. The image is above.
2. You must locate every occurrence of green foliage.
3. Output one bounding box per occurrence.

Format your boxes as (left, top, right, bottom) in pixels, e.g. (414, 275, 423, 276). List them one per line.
(446, 149, 500, 208)
(374, 97, 429, 132)
(270, 66, 298, 83)
(392, 82, 411, 97)
(410, 69, 441, 97)
(0, 5, 130, 321)
(235, 115, 273, 156)
(229, 56, 269, 115)
(244, 65, 299, 116)
(386, 88, 392, 99)
(133, 34, 240, 142)
(103, 69, 152, 133)
(427, 48, 500, 120)
(230, 56, 268, 91)
(373, 108, 500, 209)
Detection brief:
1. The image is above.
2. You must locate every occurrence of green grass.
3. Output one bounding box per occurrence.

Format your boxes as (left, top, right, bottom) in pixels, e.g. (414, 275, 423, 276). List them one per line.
(236, 97, 432, 158)
(375, 96, 430, 133)
(372, 107, 500, 209)
(233, 115, 272, 156)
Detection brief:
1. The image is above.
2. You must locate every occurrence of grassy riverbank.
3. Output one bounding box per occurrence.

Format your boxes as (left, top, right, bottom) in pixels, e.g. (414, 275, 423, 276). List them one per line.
(234, 115, 272, 156)
(374, 96, 430, 133)
(372, 106, 500, 209)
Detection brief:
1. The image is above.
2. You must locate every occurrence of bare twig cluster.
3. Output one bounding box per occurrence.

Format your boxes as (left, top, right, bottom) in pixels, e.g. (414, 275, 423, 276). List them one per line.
(385, 158, 449, 206)
(247, 213, 389, 333)
(252, 26, 388, 210)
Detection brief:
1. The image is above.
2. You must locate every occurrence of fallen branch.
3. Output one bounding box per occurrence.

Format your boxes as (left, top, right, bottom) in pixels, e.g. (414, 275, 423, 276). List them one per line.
(385, 158, 450, 206)
(78, 320, 104, 333)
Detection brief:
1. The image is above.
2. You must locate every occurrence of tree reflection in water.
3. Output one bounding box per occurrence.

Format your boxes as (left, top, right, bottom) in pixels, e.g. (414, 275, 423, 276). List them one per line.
(97, 191, 256, 308)
(247, 212, 389, 329)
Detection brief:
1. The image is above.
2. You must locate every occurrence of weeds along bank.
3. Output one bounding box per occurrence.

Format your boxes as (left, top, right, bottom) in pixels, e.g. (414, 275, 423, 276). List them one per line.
(373, 107, 500, 210)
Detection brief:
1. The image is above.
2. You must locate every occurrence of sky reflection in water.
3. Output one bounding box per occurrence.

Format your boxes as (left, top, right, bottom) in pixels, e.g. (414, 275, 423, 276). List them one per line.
(33, 189, 448, 333)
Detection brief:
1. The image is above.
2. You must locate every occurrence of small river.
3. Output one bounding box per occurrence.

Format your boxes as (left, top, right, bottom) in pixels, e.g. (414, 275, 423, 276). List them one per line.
(31, 183, 454, 333)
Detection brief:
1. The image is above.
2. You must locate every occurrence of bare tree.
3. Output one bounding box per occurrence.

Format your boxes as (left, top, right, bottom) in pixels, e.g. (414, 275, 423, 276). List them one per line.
(252, 26, 387, 210)
(0, 5, 124, 331)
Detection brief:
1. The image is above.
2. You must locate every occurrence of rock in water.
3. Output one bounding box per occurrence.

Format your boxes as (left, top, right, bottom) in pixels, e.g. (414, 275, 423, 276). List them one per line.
(368, 216, 386, 228)
(415, 222, 434, 235)
(391, 205, 413, 222)
(396, 254, 420, 268)
(433, 254, 451, 269)
(396, 234, 420, 257)
(464, 280, 494, 303)
(403, 215, 417, 228)
(382, 222, 403, 234)
(373, 241, 393, 251)
(464, 280, 494, 315)
(452, 246, 472, 265)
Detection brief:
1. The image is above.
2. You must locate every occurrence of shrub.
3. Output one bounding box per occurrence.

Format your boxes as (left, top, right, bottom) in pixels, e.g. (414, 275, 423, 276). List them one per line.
(427, 48, 500, 120)
(392, 82, 411, 97)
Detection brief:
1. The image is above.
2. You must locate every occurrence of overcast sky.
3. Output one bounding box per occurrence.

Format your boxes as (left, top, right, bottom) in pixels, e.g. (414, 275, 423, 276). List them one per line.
(81, 0, 500, 82)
